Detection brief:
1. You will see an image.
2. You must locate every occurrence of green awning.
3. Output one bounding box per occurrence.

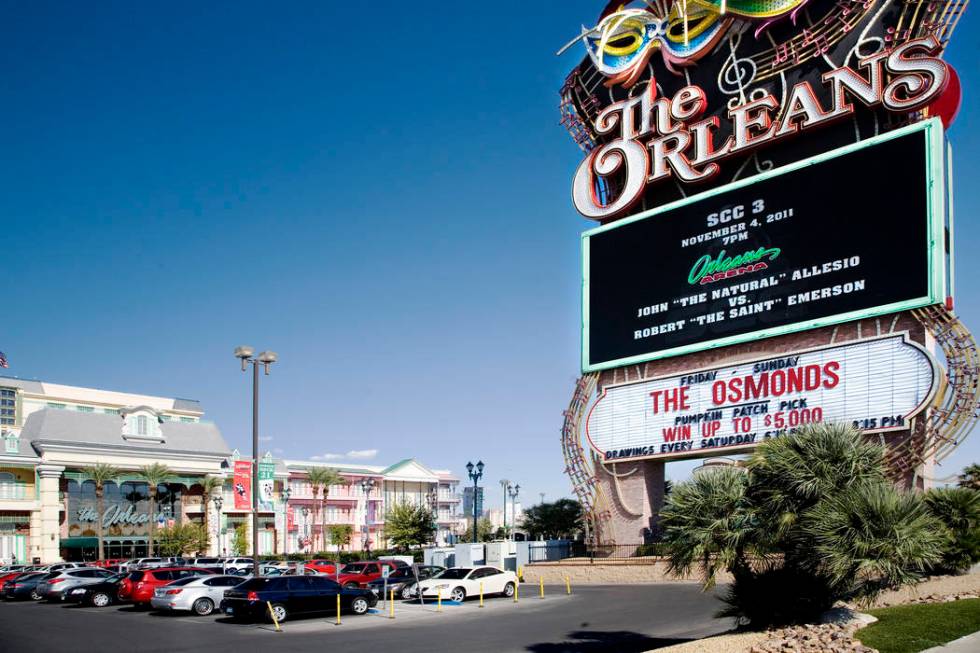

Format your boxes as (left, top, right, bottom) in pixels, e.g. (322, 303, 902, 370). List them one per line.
(61, 537, 98, 549)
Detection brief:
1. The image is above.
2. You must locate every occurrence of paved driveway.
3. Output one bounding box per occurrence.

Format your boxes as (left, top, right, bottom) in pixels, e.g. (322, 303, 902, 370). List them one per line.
(0, 583, 731, 652)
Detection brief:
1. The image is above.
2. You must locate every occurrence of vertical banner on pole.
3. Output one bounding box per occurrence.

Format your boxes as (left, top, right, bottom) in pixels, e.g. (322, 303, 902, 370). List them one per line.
(258, 462, 275, 511)
(233, 461, 252, 511)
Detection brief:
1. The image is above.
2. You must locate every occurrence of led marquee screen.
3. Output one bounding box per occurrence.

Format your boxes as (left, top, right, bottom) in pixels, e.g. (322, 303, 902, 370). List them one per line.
(582, 121, 947, 372)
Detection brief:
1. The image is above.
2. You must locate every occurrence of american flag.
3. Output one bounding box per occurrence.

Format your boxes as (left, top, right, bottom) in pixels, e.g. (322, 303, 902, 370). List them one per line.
(0, 351, 7, 368)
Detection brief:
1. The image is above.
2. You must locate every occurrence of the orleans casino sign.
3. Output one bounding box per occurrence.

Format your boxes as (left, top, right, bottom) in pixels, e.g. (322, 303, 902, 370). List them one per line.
(558, 0, 968, 467)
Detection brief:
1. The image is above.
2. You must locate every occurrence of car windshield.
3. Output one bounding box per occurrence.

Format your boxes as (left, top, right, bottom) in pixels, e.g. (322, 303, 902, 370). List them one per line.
(385, 567, 413, 579)
(127, 571, 143, 581)
(434, 569, 471, 580)
(166, 576, 200, 587)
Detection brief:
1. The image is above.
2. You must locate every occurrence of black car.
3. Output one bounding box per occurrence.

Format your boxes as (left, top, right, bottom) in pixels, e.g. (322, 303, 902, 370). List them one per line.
(366, 565, 445, 600)
(2, 572, 56, 600)
(220, 576, 377, 623)
(62, 574, 126, 608)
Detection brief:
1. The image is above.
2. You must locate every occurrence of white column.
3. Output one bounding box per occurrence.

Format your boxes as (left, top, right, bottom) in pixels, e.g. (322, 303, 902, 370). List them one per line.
(37, 464, 65, 563)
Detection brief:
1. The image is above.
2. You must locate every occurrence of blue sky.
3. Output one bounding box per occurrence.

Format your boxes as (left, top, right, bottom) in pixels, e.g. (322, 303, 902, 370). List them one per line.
(1, 2, 978, 509)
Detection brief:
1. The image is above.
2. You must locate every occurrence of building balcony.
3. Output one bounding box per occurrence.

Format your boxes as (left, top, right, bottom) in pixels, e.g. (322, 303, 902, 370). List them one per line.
(0, 482, 33, 501)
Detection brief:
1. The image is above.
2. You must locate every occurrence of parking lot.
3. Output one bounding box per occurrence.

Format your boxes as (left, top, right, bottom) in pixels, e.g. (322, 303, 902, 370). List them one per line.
(0, 584, 732, 652)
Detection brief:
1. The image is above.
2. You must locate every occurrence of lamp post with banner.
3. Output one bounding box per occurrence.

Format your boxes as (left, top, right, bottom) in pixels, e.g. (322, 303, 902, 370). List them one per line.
(508, 484, 520, 541)
(281, 486, 291, 557)
(359, 478, 376, 555)
(211, 493, 223, 556)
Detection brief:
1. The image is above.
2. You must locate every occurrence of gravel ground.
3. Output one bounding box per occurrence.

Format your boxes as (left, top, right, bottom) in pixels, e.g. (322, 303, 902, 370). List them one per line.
(649, 632, 768, 652)
(873, 572, 980, 607)
(648, 572, 980, 653)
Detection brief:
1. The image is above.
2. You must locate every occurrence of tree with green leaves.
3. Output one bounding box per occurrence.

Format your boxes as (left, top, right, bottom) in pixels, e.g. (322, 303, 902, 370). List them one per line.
(519, 498, 583, 540)
(198, 476, 223, 554)
(958, 463, 980, 491)
(660, 423, 944, 628)
(384, 502, 436, 551)
(82, 463, 121, 562)
(156, 523, 209, 556)
(307, 467, 345, 551)
(231, 523, 249, 556)
(326, 524, 353, 552)
(139, 463, 173, 556)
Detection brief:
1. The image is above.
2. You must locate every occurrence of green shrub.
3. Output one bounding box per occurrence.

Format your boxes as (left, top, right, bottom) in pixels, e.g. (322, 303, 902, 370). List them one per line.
(661, 424, 944, 628)
(923, 486, 980, 574)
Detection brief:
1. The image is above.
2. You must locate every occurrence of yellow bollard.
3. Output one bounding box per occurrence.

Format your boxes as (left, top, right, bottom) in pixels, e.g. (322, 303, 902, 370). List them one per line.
(539, 576, 545, 599)
(565, 576, 571, 595)
(513, 580, 519, 603)
(518, 565, 523, 582)
(266, 601, 281, 632)
(389, 590, 395, 619)
(479, 582, 484, 608)
(335, 593, 341, 625)
(437, 588, 442, 612)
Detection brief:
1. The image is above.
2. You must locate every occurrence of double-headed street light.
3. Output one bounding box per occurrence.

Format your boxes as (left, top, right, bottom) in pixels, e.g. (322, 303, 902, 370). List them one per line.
(508, 483, 520, 541)
(234, 345, 278, 578)
(211, 492, 224, 553)
(466, 461, 484, 543)
(359, 478, 376, 554)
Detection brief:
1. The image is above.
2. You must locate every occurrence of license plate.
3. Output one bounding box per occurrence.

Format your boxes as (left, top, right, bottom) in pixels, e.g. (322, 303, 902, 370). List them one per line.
(225, 607, 233, 614)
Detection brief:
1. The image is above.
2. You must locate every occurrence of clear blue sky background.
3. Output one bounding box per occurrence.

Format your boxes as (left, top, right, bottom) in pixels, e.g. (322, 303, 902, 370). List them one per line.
(1, 2, 977, 509)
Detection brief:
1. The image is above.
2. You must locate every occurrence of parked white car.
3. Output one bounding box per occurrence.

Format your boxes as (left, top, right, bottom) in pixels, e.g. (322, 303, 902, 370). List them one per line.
(415, 566, 517, 602)
(149, 574, 246, 616)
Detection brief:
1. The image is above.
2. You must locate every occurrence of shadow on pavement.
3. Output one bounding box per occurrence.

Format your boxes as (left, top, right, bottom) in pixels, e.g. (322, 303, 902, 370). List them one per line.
(526, 630, 691, 652)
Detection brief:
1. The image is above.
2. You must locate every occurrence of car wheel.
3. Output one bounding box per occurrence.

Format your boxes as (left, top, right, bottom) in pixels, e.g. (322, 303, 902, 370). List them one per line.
(351, 597, 369, 615)
(450, 587, 466, 602)
(343, 582, 359, 589)
(268, 603, 288, 623)
(91, 593, 111, 608)
(401, 585, 414, 600)
(30, 589, 42, 601)
(192, 597, 214, 616)
(503, 582, 516, 598)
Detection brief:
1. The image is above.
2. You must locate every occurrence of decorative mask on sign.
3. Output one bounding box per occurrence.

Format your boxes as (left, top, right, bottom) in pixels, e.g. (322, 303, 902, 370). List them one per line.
(564, 0, 807, 89)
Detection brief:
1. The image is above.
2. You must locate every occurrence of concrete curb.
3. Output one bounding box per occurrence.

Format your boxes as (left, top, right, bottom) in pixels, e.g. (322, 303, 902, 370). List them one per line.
(919, 630, 980, 653)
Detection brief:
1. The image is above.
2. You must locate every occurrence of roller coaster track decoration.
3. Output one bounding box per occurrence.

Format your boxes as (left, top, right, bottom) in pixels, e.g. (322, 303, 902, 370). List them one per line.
(886, 306, 980, 480)
(560, 372, 611, 546)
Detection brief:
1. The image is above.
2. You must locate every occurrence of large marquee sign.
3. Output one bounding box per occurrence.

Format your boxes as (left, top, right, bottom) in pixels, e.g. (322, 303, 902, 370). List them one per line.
(582, 120, 947, 372)
(586, 333, 941, 462)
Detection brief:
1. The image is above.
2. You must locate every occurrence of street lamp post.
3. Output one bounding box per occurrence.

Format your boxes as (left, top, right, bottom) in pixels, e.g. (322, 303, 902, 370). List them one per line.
(359, 478, 376, 555)
(302, 506, 310, 553)
(235, 345, 277, 579)
(428, 487, 439, 545)
(282, 486, 291, 557)
(211, 493, 224, 556)
(499, 479, 510, 539)
(508, 484, 520, 541)
(465, 461, 484, 543)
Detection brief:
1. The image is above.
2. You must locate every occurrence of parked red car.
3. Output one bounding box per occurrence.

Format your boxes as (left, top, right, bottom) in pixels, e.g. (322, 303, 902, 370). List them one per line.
(91, 558, 128, 569)
(336, 560, 402, 588)
(305, 559, 340, 575)
(118, 567, 214, 606)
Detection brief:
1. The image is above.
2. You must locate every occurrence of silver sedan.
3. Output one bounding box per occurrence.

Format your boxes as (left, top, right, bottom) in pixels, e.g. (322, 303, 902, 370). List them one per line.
(150, 575, 246, 616)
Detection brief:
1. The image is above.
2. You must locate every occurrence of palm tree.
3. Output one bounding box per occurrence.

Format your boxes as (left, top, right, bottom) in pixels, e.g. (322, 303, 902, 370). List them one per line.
(959, 463, 980, 491)
(139, 463, 173, 556)
(82, 463, 121, 562)
(199, 476, 223, 554)
(307, 467, 344, 552)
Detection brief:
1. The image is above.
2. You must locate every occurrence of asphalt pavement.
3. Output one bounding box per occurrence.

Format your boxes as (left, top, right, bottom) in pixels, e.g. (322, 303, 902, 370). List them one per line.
(0, 584, 732, 653)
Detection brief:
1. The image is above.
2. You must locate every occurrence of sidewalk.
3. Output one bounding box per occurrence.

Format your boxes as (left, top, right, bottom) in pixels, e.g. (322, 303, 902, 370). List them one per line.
(920, 630, 980, 653)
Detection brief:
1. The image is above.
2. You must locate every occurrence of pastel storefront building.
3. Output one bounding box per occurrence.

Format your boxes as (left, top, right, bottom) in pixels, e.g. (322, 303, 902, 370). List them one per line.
(0, 375, 464, 562)
(284, 458, 463, 554)
(0, 376, 230, 563)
